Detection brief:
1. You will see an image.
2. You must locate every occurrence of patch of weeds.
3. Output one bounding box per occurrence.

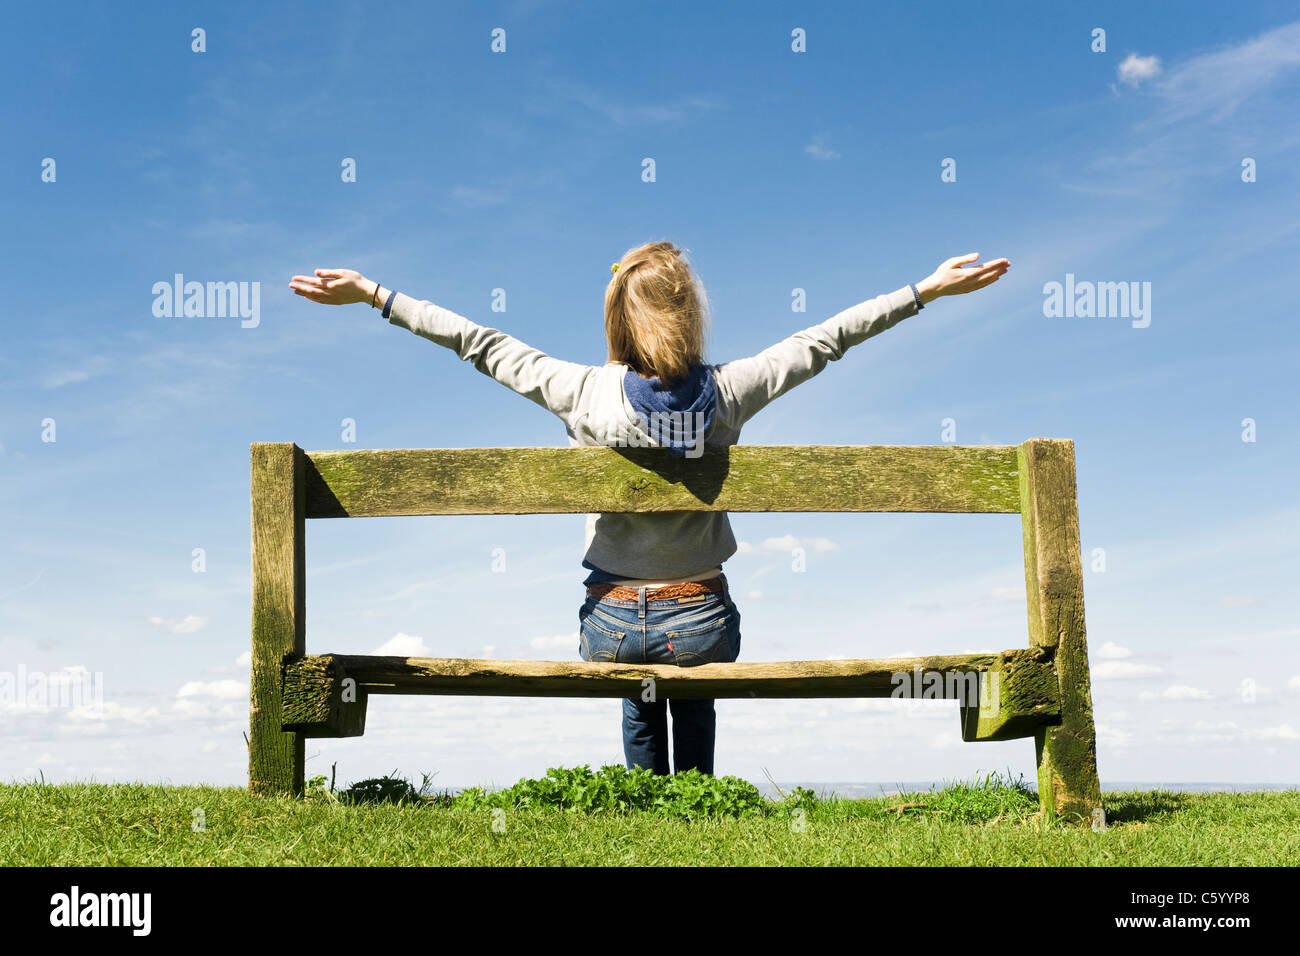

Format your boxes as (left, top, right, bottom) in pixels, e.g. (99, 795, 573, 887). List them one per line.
(339, 771, 450, 807)
(454, 765, 775, 820)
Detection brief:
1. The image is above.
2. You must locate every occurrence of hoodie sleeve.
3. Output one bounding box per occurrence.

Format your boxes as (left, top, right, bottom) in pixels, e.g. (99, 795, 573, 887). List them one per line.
(712, 286, 919, 427)
(386, 292, 598, 428)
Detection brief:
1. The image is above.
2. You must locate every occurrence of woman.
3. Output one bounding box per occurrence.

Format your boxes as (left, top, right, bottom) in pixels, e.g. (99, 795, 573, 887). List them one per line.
(289, 241, 1009, 776)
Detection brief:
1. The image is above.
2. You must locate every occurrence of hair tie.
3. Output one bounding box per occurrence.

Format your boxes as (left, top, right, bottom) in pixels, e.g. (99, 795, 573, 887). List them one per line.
(610, 262, 620, 274)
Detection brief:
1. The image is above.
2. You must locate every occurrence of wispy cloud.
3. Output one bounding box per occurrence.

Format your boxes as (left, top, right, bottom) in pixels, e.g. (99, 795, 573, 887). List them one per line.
(1093, 660, 1162, 680)
(535, 77, 723, 126)
(737, 535, 839, 555)
(1139, 685, 1213, 701)
(1085, 19, 1300, 192)
(449, 184, 509, 208)
(147, 615, 208, 635)
(176, 679, 244, 700)
(529, 632, 577, 649)
(804, 136, 840, 160)
(1152, 19, 1300, 123)
(43, 356, 112, 389)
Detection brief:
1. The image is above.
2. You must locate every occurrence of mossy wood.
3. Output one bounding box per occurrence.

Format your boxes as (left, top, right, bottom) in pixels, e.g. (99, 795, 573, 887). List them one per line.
(250, 438, 1103, 823)
(959, 647, 1062, 742)
(249, 443, 306, 795)
(1018, 440, 1103, 821)
(283, 650, 1062, 739)
(304, 445, 1022, 517)
(281, 654, 368, 737)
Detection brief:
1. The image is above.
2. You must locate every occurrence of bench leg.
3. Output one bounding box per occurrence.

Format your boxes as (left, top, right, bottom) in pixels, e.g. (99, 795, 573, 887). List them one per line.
(1019, 439, 1103, 823)
(250, 442, 307, 796)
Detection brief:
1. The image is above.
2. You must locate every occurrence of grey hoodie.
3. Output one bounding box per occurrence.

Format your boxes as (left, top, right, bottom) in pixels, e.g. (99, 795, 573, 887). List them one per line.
(386, 285, 920, 581)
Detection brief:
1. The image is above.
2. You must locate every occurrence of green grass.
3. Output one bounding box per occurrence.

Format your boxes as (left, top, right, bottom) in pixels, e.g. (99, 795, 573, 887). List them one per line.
(2, 769, 1297, 866)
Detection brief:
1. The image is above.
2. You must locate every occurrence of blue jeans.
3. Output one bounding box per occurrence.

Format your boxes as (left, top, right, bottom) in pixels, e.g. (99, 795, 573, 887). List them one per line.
(578, 575, 742, 775)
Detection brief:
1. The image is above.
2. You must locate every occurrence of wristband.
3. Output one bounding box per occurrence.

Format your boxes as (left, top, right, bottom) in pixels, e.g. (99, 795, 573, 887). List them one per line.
(371, 282, 382, 308)
(382, 289, 397, 319)
(908, 283, 924, 311)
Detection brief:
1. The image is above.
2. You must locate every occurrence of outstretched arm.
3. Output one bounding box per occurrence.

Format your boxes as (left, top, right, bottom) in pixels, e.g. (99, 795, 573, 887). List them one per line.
(290, 268, 597, 427)
(713, 253, 1009, 426)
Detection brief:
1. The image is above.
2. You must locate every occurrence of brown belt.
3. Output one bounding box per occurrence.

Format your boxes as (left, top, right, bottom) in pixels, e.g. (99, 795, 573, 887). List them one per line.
(587, 576, 724, 603)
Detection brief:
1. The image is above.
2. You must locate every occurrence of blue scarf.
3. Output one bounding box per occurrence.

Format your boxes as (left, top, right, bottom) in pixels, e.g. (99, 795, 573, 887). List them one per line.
(622, 363, 716, 458)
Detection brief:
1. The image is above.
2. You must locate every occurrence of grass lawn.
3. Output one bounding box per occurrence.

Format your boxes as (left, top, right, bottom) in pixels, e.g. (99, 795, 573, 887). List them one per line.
(2, 773, 1297, 866)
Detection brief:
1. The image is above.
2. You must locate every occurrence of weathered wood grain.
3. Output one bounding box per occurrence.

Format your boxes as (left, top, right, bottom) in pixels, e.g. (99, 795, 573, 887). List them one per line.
(303, 445, 1022, 518)
(1018, 438, 1103, 822)
(282, 654, 368, 737)
(249, 442, 306, 795)
(287, 652, 1004, 700)
(960, 647, 1062, 742)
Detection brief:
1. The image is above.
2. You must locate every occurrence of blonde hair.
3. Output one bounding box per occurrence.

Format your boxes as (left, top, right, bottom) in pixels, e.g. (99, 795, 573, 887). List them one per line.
(605, 241, 709, 385)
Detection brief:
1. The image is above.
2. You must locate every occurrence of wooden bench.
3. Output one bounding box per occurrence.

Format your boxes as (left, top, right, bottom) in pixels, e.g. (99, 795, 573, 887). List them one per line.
(249, 438, 1103, 822)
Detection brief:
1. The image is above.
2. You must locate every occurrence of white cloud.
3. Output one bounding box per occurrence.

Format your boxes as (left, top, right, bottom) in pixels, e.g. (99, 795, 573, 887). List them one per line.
(64, 701, 160, 727)
(1249, 724, 1299, 742)
(1174, 720, 1300, 745)
(1288, 675, 1300, 692)
(1117, 52, 1162, 86)
(235, 651, 251, 669)
(737, 535, 839, 555)
(1095, 722, 1137, 747)
(1139, 685, 1213, 701)
(529, 633, 577, 650)
(172, 680, 246, 720)
(147, 615, 208, 635)
(372, 632, 430, 657)
(1096, 641, 1133, 660)
(176, 679, 245, 700)
(1093, 660, 1162, 680)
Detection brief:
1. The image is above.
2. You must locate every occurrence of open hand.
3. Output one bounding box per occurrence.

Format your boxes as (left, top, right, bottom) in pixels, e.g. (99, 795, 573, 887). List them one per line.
(916, 254, 1009, 303)
(289, 268, 377, 306)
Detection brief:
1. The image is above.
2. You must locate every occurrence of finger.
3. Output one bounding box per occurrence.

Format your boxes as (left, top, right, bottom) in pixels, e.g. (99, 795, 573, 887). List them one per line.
(290, 275, 325, 288)
(315, 269, 345, 278)
(954, 252, 980, 267)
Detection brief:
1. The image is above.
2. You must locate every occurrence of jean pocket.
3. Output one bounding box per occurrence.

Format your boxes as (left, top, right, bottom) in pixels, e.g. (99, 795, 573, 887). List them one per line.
(665, 611, 734, 666)
(579, 615, 626, 663)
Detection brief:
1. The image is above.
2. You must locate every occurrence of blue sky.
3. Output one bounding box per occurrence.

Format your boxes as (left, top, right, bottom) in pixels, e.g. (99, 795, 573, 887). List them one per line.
(2, 1, 1297, 791)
